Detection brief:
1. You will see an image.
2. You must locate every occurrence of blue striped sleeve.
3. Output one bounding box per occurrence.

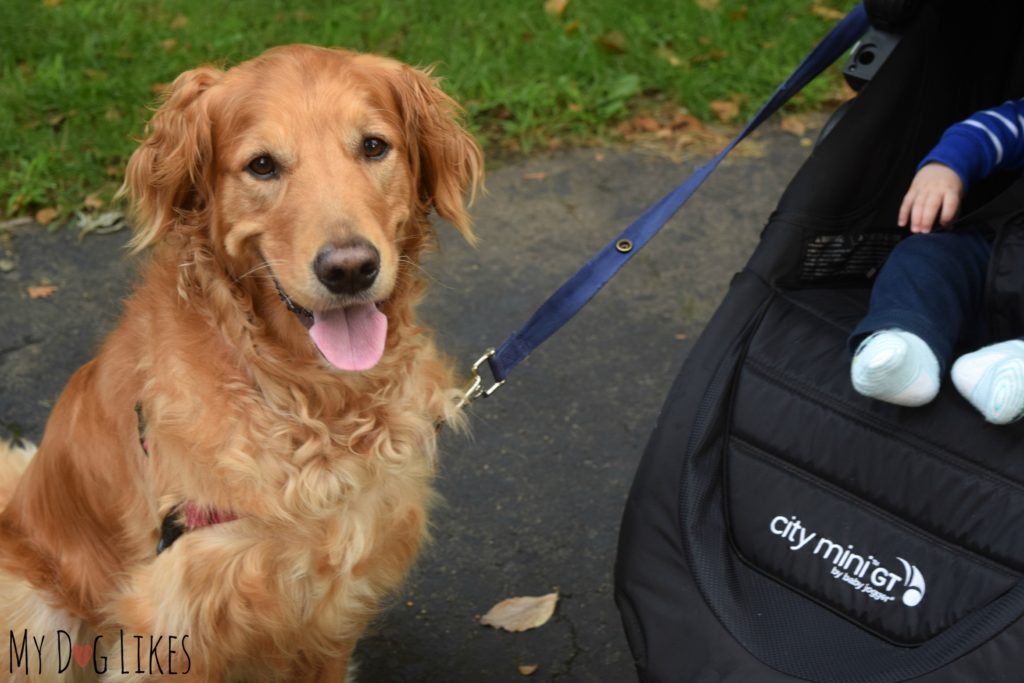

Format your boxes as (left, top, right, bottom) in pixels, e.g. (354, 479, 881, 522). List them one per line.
(919, 98, 1024, 189)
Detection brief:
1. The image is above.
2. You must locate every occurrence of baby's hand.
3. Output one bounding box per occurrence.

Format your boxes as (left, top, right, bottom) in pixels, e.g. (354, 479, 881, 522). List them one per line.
(897, 162, 964, 233)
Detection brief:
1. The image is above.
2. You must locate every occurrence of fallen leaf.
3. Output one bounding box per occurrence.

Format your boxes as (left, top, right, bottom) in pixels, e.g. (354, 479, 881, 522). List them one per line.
(161, 38, 178, 51)
(595, 31, 627, 54)
(564, 20, 580, 34)
(83, 193, 104, 210)
(104, 109, 123, 121)
(780, 115, 807, 136)
(35, 207, 58, 225)
(522, 172, 547, 181)
(656, 46, 682, 67)
(811, 4, 845, 21)
(695, 0, 720, 9)
(630, 115, 662, 133)
(105, 165, 121, 178)
(708, 96, 742, 123)
(43, 0, 62, 6)
(480, 593, 559, 632)
(83, 68, 108, 81)
(670, 112, 703, 131)
(46, 112, 67, 129)
(544, 0, 569, 17)
(729, 6, 749, 21)
(690, 49, 728, 65)
(76, 210, 128, 240)
(170, 13, 189, 29)
(567, 102, 582, 113)
(28, 285, 58, 299)
(518, 664, 539, 676)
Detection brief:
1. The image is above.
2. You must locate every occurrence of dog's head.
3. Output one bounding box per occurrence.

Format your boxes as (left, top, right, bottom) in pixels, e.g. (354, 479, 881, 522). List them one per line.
(123, 45, 482, 372)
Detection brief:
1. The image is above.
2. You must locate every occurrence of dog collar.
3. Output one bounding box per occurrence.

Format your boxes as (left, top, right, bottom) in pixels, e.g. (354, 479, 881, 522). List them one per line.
(136, 402, 238, 555)
(273, 277, 314, 328)
(156, 503, 239, 555)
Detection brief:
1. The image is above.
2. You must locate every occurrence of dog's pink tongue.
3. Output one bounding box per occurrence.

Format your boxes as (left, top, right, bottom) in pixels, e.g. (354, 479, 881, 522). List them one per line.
(309, 304, 387, 371)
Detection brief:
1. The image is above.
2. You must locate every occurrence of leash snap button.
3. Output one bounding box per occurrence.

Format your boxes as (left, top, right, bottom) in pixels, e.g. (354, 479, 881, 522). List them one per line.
(458, 348, 505, 409)
(615, 239, 634, 254)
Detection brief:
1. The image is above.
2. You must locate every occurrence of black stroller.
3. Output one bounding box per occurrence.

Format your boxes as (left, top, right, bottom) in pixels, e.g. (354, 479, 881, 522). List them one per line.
(615, 2, 1024, 681)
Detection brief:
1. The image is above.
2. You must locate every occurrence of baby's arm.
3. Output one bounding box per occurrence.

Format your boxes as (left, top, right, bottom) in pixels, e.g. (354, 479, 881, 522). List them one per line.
(897, 162, 964, 233)
(898, 98, 1024, 233)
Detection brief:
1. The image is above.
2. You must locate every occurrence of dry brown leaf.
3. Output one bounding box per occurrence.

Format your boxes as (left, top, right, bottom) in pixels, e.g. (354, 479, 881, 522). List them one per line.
(564, 19, 580, 34)
(690, 49, 728, 65)
(170, 13, 189, 29)
(522, 171, 547, 181)
(708, 96, 741, 123)
(480, 593, 559, 632)
(595, 31, 627, 54)
(811, 4, 845, 21)
(161, 38, 178, 51)
(28, 285, 58, 299)
(630, 115, 662, 133)
(780, 115, 808, 137)
(670, 112, 703, 131)
(35, 207, 58, 225)
(729, 6, 749, 21)
(518, 664, 539, 676)
(695, 0, 720, 9)
(83, 194, 104, 210)
(105, 165, 121, 178)
(43, 0, 62, 6)
(544, 0, 570, 17)
(104, 109, 123, 121)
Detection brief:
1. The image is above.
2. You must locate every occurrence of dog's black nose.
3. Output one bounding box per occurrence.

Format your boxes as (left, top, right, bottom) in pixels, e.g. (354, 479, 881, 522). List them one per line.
(313, 239, 380, 295)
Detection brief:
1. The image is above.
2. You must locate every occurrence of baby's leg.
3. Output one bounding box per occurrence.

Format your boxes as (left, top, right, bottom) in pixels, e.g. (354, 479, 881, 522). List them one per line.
(952, 338, 1024, 424)
(849, 232, 991, 406)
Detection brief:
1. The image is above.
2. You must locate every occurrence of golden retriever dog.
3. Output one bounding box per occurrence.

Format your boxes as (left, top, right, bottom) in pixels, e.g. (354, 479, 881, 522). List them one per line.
(0, 44, 481, 681)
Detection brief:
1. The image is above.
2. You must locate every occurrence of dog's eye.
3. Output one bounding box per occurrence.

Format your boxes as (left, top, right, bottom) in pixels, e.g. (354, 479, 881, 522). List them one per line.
(247, 155, 278, 179)
(362, 137, 389, 160)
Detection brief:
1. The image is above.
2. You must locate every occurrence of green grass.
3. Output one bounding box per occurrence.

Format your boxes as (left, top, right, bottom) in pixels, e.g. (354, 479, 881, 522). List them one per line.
(0, 0, 856, 221)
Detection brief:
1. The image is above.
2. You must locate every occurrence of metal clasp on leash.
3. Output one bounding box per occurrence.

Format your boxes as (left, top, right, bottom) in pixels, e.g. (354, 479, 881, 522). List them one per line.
(458, 348, 506, 409)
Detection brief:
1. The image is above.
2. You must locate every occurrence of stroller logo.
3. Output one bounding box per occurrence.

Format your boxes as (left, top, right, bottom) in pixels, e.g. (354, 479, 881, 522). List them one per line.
(769, 515, 926, 607)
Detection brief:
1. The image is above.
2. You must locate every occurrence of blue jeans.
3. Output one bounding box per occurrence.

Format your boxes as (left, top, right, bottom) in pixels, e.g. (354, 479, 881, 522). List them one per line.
(850, 231, 1000, 373)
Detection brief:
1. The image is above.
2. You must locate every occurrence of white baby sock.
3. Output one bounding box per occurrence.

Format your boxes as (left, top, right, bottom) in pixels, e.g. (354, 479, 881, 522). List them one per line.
(951, 339, 1024, 425)
(851, 329, 941, 407)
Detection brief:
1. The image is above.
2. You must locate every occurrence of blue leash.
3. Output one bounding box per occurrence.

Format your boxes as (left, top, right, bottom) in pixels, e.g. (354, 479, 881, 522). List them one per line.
(462, 4, 870, 405)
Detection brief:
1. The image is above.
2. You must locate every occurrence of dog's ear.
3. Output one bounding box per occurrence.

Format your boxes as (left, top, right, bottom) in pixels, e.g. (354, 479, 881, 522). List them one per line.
(122, 66, 222, 252)
(393, 65, 483, 244)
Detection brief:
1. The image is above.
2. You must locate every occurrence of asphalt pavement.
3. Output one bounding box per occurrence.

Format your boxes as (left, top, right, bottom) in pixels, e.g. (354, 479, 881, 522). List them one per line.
(0, 127, 813, 682)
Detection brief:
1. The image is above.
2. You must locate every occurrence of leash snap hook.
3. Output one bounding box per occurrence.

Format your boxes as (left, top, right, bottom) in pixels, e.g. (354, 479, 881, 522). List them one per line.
(458, 348, 505, 409)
